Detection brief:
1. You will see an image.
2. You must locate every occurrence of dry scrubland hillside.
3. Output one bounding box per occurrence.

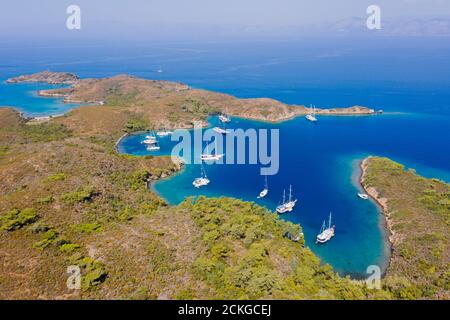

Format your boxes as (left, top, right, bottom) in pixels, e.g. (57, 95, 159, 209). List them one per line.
(0, 107, 388, 300)
(28, 72, 376, 136)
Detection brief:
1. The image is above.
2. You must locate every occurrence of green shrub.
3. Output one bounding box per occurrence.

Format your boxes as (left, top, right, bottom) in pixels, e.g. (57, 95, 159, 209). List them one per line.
(44, 173, 66, 182)
(83, 268, 108, 290)
(22, 123, 72, 142)
(0, 146, 9, 157)
(61, 188, 94, 204)
(60, 243, 81, 253)
(127, 169, 150, 190)
(203, 230, 220, 245)
(36, 195, 54, 204)
(75, 222, 103, 234)
(211, 243, 230, 259)
(33, 229, 58, 249)
(123, 118, 151, 133)
(0, 208, 38, 231)
(118, 207, 135, 221)
(69, 254, 107, 290)
(106, 91, 138, 108)
(168, 112, 179, 122)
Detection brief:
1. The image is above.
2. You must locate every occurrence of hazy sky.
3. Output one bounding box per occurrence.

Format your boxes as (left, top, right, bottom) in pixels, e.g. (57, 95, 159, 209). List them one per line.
(1, 0, 450, 41)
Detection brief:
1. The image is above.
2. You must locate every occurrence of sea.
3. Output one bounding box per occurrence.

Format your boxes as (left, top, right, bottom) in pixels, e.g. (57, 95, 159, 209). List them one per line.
(1, 37, 449, 277)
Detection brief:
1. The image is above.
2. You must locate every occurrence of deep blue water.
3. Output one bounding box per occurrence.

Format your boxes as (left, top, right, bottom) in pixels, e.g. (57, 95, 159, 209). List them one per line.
(1, 38, 449, 277)
(119, 112, 449, 277)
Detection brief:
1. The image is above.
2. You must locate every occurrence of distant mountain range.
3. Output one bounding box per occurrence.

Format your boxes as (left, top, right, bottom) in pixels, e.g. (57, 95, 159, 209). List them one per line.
(2, 16, 449, 44)
(324, 17, 450, 37)
(202, 17, 450, 39)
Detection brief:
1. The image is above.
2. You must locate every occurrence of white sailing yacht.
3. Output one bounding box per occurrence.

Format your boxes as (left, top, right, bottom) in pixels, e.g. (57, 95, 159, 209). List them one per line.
(142, 133, 157, 144)
(276, 185, 297, 214)
(142, 132, 160, 151)
(193, 165, 210, 188)
(200, 140, 224, 161)
(316, 212, 335, 244)
(306, 104, 318, 122)
(257, 176, 269, 199)
(219, 109, 231, 123)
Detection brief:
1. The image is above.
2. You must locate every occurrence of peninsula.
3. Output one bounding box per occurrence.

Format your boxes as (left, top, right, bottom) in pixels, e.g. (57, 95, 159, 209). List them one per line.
(361, 157, 449, 300)
(6, 72, 376, 133)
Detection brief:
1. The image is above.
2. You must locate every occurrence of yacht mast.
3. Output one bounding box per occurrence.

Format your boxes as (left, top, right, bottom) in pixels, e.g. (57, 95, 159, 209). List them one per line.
(201, 165, 207, 178)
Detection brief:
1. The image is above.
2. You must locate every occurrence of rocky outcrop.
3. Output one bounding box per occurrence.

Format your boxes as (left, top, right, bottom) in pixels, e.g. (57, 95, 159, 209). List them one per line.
(6, 71, 79, 85)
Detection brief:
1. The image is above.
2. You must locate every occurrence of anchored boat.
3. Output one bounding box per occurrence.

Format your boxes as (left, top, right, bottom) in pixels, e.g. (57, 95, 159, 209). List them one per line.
(142, 134, 157, 144)
(358, 193, 369, 200)
(276, 185, 297, 214)
(146, 144, 160, 151)
(142, 133, 160, 151)
(306, 104, 318, 122)
(213, 126, 230, 135)
(156, 129, 173, 137)
(219, 113, 231, 123)
(257, 175, 269, 199)
(200, 140, 224, 161)
(193, 165, 210, 188)
(316, 212, 335, 244)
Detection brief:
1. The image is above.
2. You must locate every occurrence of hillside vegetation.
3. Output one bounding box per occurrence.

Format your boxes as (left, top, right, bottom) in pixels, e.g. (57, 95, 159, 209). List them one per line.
(0, 74, 447, 299)
(362, 157, 449, 299)
(9, 72, 376, 140)
(0, 107, 390, 299)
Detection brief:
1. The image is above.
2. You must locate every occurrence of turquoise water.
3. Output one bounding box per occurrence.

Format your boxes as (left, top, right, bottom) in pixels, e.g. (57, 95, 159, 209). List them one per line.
(0, 79, 80, 117)
(118, 113, 449, 277)
(1, 38, 449, 277)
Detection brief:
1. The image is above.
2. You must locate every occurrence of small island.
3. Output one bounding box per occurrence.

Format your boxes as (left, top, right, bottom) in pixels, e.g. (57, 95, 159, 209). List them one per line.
(6, 71, 79, 85)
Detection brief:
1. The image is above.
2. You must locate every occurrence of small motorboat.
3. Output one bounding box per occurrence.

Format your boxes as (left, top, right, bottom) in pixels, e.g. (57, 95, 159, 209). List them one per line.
(358, 193, 369, 200)
(156, 130, 173, 137)
(257, 176, 269, 199)
(219, 114, 231, 123)
(213, 127, 230, 135)
(146, 144, 160, 151)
